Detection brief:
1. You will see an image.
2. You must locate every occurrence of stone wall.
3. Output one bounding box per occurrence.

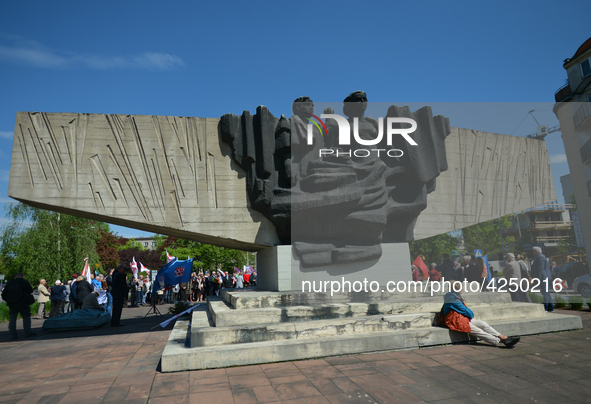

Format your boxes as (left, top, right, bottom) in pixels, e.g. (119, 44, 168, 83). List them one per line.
(9, 112, 278, 250)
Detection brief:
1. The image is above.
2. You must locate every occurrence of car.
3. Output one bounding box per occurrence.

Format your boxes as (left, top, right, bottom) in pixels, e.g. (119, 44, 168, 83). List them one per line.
(572, 273, 591, 297)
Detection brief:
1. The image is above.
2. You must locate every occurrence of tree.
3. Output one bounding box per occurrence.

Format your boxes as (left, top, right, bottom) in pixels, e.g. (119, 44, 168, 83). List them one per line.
(117, 238, 145, 251)
(462, 215, 515, 258)
(96, 228, 121, 270)
(160, 237, 250, 274)
(409, 233, 458, 265)
(118, 247, 164, 274)
(0, 203, 105, 283)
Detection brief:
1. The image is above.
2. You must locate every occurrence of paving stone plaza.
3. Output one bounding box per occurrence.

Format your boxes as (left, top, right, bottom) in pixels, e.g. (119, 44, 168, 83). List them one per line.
(0, 304, 590, 404)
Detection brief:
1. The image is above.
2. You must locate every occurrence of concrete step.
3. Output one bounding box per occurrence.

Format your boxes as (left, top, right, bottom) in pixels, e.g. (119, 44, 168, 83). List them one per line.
(162, 311, 583, 372)
(193, 303, 546, 347)
(209, 293, 521, 327)
(221, 289, 512, 309)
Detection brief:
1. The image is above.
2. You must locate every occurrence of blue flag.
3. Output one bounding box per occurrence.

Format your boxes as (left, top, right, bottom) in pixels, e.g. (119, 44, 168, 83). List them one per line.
(483, 255, 491, 281)
(152, 258, 193, 293)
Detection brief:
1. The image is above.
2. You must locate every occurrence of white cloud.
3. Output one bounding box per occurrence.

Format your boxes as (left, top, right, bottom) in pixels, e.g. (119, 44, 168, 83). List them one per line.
(0, 131, 13, 139)
(550, 154, 567, 164)
(0, 35, 185, 71)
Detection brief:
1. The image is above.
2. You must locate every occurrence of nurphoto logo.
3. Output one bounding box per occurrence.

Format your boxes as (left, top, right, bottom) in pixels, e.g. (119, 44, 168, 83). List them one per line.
(305, 112, 418, 158)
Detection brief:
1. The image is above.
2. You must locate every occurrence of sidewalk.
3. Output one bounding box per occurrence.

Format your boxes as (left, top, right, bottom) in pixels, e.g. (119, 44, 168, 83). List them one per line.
(0, 305, 589, 404)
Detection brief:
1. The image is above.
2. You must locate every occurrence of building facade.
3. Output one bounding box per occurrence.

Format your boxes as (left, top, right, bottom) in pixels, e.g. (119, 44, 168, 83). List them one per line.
(554, 37, 591, 272)
(504, 203, 572, 261)
(135, 237, 157, 251)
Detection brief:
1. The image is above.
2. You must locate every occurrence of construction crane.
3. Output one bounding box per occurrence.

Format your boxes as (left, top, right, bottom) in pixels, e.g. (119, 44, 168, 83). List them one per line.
(525, 110, 561, 139)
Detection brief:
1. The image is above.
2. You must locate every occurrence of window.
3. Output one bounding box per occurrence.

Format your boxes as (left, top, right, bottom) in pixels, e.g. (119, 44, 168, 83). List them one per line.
(144, 242, 148, 247)
(152, 242, 156, 246)
(582, 59, 591, 78)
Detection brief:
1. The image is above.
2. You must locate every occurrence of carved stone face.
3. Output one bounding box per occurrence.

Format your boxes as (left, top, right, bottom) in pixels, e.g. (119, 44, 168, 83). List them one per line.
(343, 91, 368, 118)
(293, 99, 314, 119)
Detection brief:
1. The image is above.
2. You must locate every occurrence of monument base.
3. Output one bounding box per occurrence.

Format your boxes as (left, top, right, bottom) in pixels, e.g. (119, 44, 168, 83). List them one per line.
(256, 243, 410, 292)
(160, 289, 583, 372)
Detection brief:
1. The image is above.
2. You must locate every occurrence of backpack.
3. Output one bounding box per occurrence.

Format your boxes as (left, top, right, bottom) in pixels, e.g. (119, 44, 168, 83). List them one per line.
(1, 282, 23, 305)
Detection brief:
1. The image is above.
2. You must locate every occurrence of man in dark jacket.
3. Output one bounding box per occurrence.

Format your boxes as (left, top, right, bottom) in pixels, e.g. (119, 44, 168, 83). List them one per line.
(531, 247, 554, 312)
(75, 276, 94, 309)
(203, 272, 211, 297)
(49, 280, 66, 317)
(223, 271, 234, 289)
(464, 258, 479, 283)
(111, 264, 130, 327)
(1, 273, 36, 340)
(70, 273, 78, 309)
(437, 254, 455, 282)
(82, 291, 104, 311)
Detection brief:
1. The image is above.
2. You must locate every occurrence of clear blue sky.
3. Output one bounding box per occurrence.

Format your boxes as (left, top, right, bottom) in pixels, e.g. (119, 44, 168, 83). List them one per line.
(0, 1, 589, 237)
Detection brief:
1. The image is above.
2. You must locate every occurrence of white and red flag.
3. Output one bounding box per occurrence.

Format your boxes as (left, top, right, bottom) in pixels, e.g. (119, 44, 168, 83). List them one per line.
(81, 257, 91, 279)
(130, 257, 139, 278)
(140, 262, 150, 274)
(166, 250, 176, 263)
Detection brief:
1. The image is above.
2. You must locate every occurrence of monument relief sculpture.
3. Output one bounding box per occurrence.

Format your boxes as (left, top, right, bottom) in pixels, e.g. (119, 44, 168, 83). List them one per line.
(220, 91, 451, 266)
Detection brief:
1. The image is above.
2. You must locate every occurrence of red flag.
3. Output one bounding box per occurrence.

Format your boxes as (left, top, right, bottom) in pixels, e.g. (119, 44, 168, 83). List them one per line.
(140, 262, 150, 274)
(166, 250, 176, 263)
(130, 257, 138, 278)
(412, 255, 429, 279)
(81, 258, 90, 279)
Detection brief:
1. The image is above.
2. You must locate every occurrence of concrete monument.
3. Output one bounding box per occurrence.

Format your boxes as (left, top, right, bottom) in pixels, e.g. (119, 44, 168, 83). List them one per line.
(9, 97, 578, 373)
(9, 95, 555, 291)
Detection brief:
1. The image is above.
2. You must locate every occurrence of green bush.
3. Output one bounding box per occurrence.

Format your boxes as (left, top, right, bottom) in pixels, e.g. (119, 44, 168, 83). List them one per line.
(0, 303, 9, 322)
(529, 292, 543, 304)
(0, 301, 51, 322)
(568, 296, 583, 310)
(587, 301, 591, 310)
(554, 296, 567, 309)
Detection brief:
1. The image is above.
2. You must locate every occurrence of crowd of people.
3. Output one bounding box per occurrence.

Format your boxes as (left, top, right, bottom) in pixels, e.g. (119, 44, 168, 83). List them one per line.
(32, 266, 259, 319)
(413, 253, 501, 285)
(413, 246, 556, 311)
(156, 269, 257, 305)
(35, 271, 113, 319)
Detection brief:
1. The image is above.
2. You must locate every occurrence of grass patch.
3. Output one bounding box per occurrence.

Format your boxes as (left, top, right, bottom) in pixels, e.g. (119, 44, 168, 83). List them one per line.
(0, 301, 51, 322)
(568, 296, 584, 310)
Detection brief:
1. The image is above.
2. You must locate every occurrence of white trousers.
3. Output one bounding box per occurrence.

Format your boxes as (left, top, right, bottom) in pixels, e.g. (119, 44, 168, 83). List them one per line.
(469, 319, 501, 345)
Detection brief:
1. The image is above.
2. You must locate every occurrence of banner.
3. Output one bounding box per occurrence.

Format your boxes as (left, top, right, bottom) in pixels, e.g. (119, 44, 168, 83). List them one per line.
(152, 258, 193, 294)
(412, 255, 429, 279)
